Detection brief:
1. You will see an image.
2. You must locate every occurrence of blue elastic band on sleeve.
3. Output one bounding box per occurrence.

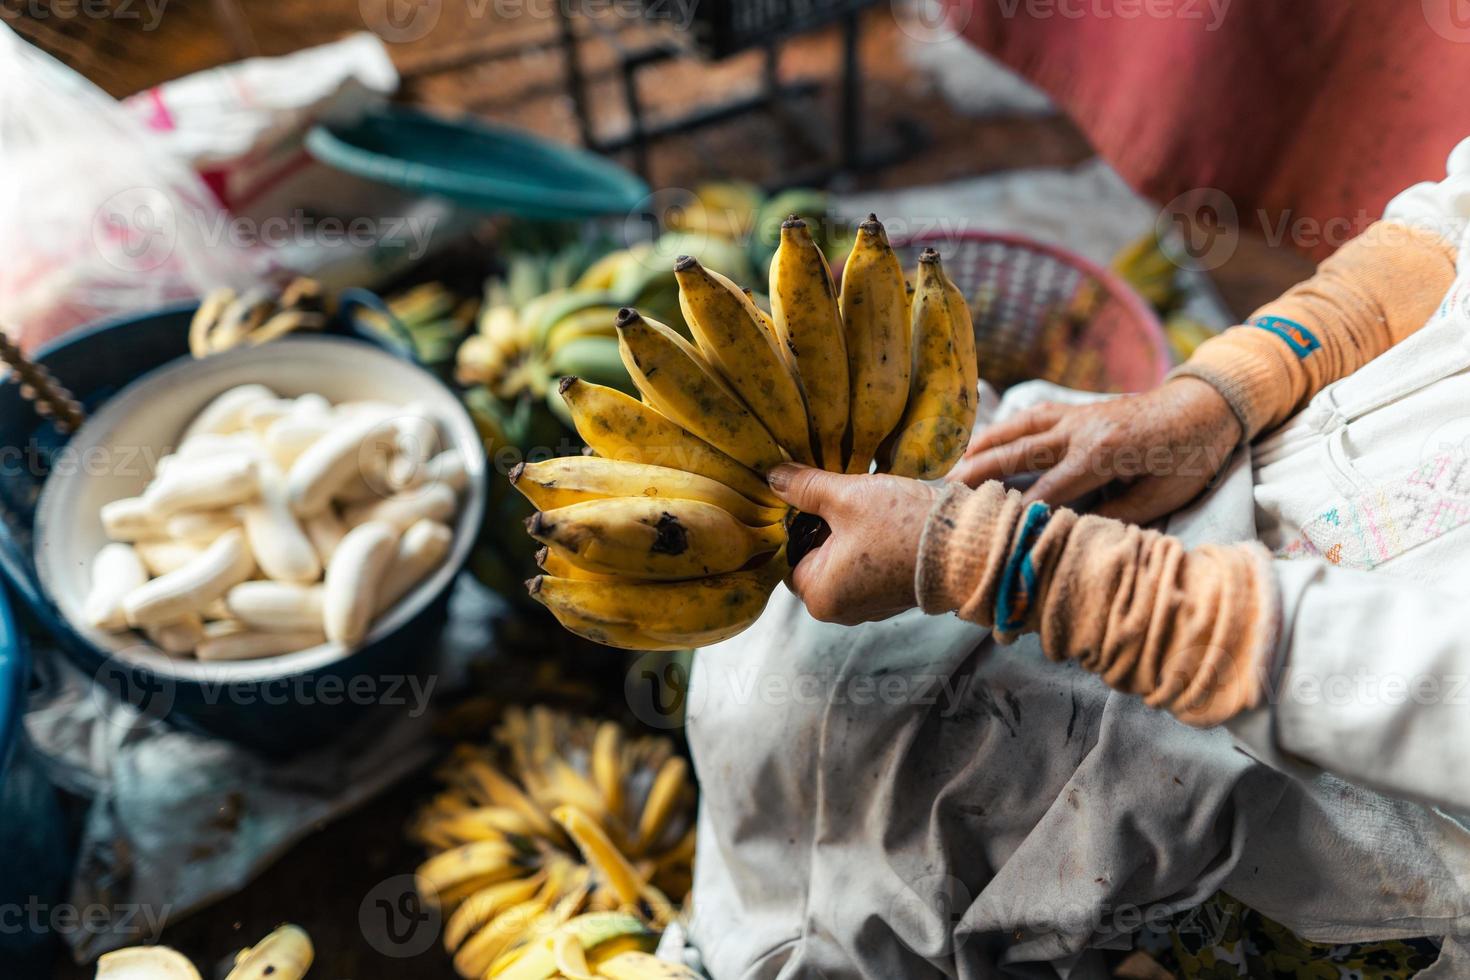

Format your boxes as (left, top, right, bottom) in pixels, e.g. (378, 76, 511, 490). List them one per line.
(1248, 315, 1320, 359)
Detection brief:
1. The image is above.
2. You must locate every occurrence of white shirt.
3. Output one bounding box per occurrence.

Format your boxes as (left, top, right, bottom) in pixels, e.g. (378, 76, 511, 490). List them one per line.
(1230, 137, 1470, 813)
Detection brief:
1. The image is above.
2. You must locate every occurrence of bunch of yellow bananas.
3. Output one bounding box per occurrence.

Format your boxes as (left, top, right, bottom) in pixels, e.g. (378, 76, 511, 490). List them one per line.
(95, 925, 313, 980)
(189, 278, 327, 358)
(516, 213, 978, 650)
(411, 706, 697, 979)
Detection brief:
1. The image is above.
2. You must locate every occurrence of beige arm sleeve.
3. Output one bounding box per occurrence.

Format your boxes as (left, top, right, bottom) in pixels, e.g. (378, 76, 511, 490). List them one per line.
(916, 482, 1278, 727)
(1169, 220, 1458, 439)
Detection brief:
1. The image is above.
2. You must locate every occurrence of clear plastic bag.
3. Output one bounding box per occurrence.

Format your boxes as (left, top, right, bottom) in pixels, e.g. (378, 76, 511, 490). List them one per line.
(0, 25, 261, 350)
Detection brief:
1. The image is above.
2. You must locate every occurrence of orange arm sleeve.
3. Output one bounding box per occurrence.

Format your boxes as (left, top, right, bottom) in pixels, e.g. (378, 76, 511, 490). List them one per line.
(916, 482, 1277, 727)
(1169, 220, 1458, 439)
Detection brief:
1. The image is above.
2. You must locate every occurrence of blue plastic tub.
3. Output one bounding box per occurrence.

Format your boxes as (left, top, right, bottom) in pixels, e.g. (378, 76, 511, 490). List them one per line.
(0, 300, 483, 757)
(0, 582, 71, 975)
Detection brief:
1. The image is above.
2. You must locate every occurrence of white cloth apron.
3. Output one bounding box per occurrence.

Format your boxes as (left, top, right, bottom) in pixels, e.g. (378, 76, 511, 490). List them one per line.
(688, 373, 1470, 978)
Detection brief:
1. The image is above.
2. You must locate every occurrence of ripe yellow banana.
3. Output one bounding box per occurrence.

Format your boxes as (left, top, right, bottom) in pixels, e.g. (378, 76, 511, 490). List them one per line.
(526, 497, 785, 580)
(454, 896, 547, 978)
(537, 546, 619, 582)
(635, 755, 687, 853)
(224, 925, 313, 980)
(770, 216, 849, 470)
(416, 840, 527, 903)
(885, 248, 979, 479)
(511, 456, 786, 527)
(444, 874, 547, 953)
(592, 721, 625, 823)
(674, 256, 815, 465)
(595, 950, 702, 979)
(614, 308, 785, 473)
(527, 559, 784, 651)
(840, 215, 912, 473)
(552, 805, 644, 907)
(558, 377, 778, 506)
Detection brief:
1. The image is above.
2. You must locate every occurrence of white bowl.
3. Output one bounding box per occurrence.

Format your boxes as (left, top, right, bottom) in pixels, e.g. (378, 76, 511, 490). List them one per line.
(33, 336, 487, 683)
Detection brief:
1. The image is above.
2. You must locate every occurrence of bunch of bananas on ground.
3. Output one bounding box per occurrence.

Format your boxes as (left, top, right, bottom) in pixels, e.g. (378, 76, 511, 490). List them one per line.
(188, 278, 326, 357)
(411, 706, 698, 979)
(514, 213, 978, 650)
(357, 280, 482, 367)
(95, 924, 312, 979)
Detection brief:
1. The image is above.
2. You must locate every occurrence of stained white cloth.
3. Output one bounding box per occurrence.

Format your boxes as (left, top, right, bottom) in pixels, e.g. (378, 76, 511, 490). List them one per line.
(686, 143, 1470, 979)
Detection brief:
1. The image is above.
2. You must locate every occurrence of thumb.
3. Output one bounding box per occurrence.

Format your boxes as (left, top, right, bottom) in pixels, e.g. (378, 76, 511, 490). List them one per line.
(767, 463, 847, 515)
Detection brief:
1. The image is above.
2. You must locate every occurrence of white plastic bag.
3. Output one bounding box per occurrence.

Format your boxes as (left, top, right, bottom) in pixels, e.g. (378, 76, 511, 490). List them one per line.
(123, 34, 464, 293)
(0, 25, 261, 350)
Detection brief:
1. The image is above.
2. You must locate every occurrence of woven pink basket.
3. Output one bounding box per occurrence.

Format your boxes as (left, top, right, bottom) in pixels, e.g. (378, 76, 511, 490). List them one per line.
(891, 231, 1168, 394)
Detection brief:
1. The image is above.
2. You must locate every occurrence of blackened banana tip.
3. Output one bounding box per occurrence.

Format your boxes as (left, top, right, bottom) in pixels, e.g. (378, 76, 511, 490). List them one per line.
(525, 512, 546, 535)
(534, 546, 549, 567)
(673, 254, 697, 272)
(508, 462, 525, 485)
(525, 575, 544, 595)
(614, 307, 639, 328)
(781, 214, 806, 229)
(919, 247, 941, 263)
(557, 375, 578, 395)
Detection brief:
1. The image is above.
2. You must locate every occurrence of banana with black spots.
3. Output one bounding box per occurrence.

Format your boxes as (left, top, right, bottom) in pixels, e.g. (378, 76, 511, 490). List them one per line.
(526, 497, 784, 580)
(885, 248, 978, 479)
(613, 309, 785, 473)
(770, 215, 849, 470)
(674, 256, 814, 465)
(557, 378, 778, 506)
(527, 558, 785, 651)
(840, 215, 911, 473)
(511, 456, 786, 527)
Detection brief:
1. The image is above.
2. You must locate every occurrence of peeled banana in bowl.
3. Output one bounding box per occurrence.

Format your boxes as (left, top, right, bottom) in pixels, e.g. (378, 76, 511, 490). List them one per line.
(518, 214, 978, 651)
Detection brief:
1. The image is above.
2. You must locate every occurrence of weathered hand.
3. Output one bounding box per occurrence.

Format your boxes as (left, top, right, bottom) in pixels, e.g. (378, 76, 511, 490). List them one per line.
(947, 377, 1242, 524)
(768, 464, 939, 625)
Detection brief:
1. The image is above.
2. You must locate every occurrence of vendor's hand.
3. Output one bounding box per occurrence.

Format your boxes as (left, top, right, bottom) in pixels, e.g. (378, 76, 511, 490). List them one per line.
(768, 464, 939, 625)
(948, 377, 1242, 524)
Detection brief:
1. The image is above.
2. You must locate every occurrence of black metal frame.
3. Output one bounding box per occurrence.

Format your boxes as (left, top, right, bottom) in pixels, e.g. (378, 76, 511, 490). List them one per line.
(555, 8, 924, 186)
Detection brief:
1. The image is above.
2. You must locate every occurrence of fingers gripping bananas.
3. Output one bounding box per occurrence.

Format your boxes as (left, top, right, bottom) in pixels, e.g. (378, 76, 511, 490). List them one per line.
(524, 215, 980, 650)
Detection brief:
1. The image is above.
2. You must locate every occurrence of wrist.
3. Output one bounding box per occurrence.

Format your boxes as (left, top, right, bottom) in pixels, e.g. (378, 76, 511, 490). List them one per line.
(914, 481, 1016, 616)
